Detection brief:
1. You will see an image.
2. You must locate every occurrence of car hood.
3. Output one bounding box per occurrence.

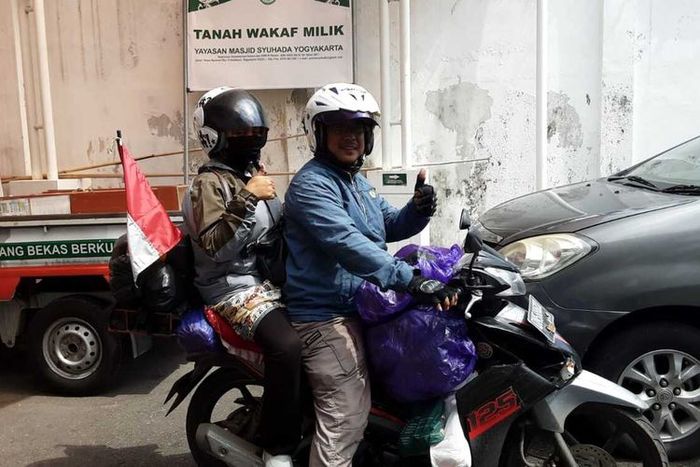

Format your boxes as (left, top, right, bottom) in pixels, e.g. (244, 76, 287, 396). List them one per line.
(479, 178, 692, 244)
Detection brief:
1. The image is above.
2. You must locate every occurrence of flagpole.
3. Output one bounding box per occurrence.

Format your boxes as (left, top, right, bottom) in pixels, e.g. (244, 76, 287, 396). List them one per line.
(116, 130, 124, 160)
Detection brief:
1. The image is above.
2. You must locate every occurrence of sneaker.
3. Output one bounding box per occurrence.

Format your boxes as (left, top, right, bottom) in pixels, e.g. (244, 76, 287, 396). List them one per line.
(262, 451, 293, 467)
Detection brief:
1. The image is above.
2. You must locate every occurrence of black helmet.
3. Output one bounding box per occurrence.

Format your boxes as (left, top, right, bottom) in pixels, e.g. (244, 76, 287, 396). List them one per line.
(193, 87, 269, 168)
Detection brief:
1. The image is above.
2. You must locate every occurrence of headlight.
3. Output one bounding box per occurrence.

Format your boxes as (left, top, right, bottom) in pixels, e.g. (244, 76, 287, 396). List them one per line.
(496, 302, 527, 324)
(471, 220, 503, 244)
(485, 267, 527, 296)
(499, 234, 594, 280)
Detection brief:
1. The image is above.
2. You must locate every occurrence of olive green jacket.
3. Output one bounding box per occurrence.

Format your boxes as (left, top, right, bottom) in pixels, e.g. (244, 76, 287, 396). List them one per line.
(182, 160, 282, 305)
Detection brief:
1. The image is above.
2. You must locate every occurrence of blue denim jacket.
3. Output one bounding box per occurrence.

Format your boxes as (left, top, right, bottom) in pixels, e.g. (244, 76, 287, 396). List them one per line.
(284, 158, 430, 322)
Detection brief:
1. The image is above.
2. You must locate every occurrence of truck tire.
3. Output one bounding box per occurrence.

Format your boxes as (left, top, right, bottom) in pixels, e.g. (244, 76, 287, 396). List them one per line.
(28, 296, 121, 395)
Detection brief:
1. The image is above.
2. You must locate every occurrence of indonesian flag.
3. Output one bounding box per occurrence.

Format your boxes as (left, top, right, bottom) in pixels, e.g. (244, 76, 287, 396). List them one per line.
(118, 144, 182, 280)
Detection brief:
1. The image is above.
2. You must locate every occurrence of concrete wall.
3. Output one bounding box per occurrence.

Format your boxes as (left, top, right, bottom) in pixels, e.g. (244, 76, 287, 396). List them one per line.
(0, 2, 26, 179)
(0, 0, 310, 193)
(1, 0, 700, 245)
(631, 0, 700, 158)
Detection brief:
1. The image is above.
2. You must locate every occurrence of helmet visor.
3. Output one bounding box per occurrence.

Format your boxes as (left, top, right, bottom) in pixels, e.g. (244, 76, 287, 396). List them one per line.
(317, 110, 377, 127)
(224, 127, 269, 138)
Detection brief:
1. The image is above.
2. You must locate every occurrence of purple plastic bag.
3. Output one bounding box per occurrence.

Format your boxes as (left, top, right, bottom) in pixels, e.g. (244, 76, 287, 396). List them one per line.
(366, 308, 477, 402)
(356, 244, 477, 402)
(175, 307, 223, 354)
(356, 244, 464, 325)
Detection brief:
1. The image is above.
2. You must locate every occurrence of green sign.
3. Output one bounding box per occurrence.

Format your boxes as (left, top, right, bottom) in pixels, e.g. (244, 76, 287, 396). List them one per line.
(0, 240, 115, 261)
(188, 0, 232, 13)
(315, 0, 350, 7)
(382, 173, 408, 186)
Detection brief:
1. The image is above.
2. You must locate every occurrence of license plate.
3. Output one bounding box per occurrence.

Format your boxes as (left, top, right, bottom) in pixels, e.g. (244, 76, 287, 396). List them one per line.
(527, 295, 557, 344)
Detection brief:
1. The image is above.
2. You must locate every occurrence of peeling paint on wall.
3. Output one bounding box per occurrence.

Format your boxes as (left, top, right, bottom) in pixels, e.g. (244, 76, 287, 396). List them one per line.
(147, 112, 184, 142)
(290, 89, 313, 110)
(600, 82, 633, 175)
(547, 92, 583, 149)
(425, 82, 493, 160)
(85, 136, 114, 164)
(424, 87, 538, 246)
(430, 161, 491, 247)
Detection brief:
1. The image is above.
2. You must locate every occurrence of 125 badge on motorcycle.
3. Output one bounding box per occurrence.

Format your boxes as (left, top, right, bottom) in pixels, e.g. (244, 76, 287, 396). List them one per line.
(466, 386, 522, 440)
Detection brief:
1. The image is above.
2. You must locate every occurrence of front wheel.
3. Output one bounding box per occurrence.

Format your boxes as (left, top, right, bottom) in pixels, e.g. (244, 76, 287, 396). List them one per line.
(502, 404, 668, 466)
(186, 367, 264, 467)
(587, 322, 700, 459)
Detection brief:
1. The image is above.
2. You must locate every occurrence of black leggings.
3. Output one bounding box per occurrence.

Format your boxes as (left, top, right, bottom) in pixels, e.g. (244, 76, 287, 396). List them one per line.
(253, 308, 303, 455)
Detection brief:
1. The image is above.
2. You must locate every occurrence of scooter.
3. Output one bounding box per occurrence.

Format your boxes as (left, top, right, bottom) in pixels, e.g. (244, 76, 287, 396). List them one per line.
(166, 209, 667, 466)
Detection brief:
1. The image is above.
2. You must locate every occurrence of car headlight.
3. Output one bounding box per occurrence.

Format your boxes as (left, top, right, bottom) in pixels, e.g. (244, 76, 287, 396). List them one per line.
(499, 234, 594, 280)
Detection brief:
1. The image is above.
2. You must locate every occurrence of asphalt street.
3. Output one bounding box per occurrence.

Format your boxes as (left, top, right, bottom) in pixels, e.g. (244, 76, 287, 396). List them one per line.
(1, 338, 699, 467)
(0, 338, 196, 467)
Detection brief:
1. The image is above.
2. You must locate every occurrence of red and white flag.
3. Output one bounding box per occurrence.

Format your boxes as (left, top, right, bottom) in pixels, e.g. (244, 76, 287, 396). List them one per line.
(119, 144, 182, 280)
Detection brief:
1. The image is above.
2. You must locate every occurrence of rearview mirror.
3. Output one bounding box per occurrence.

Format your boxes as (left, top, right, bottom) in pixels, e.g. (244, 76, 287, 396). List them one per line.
(459, 209, 471, 230)
(464, 231, 484, 255)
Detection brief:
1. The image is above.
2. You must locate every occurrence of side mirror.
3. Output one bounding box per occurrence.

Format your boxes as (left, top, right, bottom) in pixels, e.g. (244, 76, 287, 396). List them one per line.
(459, 209, 471, 231)
(464, 231, 484, 255)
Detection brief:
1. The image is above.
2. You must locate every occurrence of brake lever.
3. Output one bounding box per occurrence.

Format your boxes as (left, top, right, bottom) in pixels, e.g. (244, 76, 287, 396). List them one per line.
(464, 291, 482, 319)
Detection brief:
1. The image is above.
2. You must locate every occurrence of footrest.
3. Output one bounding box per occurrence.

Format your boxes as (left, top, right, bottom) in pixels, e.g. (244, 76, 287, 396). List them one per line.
(108, 308, 180, 336)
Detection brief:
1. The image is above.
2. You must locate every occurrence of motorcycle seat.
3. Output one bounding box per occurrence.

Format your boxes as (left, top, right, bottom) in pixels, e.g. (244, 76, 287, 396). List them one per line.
(203, 307, 262, 354)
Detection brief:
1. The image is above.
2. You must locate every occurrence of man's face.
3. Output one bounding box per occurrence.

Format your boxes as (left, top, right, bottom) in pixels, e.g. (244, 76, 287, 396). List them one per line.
(326, 121, 365, 166)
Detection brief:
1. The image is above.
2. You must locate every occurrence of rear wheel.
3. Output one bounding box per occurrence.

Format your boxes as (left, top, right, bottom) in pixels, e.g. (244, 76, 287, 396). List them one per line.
(27, 296, 121, 395)
(186, 367, 263, 467)
(502, 404, 668, 466)
(588, 322, 700, 459)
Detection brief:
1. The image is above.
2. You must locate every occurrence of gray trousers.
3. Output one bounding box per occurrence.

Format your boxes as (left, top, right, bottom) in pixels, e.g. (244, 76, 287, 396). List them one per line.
(293, 317, 371, 467)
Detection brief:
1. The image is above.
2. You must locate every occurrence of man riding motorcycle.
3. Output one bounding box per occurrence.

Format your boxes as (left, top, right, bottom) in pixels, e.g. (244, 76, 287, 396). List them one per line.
(283, 82, 459, 466)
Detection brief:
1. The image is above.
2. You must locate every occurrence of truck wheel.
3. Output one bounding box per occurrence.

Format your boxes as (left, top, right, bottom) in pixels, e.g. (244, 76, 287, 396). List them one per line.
(28, 296, 121, 395)
(588, 322, 700, 460)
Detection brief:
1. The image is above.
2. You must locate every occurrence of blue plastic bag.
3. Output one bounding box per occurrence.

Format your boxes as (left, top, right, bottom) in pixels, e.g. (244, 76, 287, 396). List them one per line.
(357, 244, 477, 402)
(175, 307, 223, 354)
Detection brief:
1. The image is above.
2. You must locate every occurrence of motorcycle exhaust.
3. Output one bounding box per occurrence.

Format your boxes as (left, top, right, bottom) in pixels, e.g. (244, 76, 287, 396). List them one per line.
(196, 423, 263, 466)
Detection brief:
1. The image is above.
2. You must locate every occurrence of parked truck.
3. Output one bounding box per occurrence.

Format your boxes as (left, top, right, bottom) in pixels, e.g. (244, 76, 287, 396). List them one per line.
(0, 188, 184, 395)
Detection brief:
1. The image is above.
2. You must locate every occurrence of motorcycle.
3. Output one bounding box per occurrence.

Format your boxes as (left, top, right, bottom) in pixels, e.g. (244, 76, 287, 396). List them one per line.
(166, 209, 667, 466)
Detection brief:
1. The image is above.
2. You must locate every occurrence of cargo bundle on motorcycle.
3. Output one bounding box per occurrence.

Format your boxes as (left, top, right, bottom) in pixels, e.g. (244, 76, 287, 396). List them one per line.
(356, 244, 478, 403)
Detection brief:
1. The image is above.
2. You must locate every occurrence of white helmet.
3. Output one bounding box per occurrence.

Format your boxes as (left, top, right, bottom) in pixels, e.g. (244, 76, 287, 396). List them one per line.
(303, 83, 380, 154)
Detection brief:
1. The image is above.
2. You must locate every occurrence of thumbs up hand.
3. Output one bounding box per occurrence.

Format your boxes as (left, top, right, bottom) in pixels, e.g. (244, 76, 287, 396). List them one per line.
(413, 168, 437, 217)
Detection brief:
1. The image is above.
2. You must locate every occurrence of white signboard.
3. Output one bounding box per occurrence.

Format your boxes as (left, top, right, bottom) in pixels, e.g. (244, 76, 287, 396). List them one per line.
(187, 0, 354, 90)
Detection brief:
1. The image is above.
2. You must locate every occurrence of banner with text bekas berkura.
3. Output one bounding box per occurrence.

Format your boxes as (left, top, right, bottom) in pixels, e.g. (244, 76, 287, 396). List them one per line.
(187, 0, 353, 90)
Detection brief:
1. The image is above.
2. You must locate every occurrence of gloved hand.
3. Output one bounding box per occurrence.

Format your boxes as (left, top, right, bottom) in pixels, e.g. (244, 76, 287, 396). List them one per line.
(407, 275, 460, 311)
(413, 168, 437, 216)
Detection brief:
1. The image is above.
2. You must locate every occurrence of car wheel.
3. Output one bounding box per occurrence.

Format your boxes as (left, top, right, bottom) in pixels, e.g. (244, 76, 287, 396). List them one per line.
(28, 296, 121, 396)
(588, 321, 700, 460)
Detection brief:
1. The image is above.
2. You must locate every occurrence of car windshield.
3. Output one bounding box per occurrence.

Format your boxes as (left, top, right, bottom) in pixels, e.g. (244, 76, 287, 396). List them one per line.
(625, 136, 700, 188)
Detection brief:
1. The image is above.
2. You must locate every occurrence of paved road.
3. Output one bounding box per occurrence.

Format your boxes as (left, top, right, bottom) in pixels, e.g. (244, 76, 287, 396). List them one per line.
(0, 338, 196, 467)
(2, 338, 700, 467)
